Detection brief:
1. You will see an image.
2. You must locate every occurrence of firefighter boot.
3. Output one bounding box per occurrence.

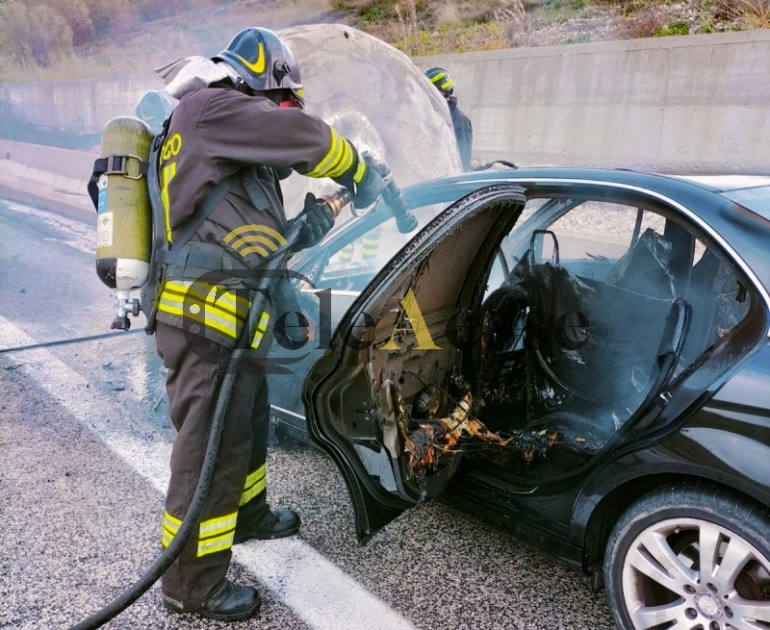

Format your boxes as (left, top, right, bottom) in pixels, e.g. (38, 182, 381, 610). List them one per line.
(162, 580, 261, 622)
(234, 501, 301, 543)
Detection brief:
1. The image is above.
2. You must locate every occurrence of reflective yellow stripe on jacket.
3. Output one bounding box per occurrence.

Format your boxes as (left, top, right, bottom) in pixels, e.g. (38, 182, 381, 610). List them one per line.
(307, 128, 366, 183)
(251, 311, 270, 350)
(158, 279, 270, 347)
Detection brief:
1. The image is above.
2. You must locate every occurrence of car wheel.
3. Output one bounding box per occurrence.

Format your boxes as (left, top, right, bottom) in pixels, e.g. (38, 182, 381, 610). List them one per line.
(603, 484, 770, 630)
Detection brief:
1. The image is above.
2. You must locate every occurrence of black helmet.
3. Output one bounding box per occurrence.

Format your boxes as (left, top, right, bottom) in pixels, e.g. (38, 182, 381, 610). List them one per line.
(214, 27, 305, 106)
(425, 67, 455, 96)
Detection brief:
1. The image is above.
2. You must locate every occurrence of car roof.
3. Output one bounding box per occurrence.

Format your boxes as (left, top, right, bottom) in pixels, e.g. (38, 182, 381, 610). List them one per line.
(404, 166, 770, 304)
(673, 174, 770, 192)
(411, 166, 769, 198)
(407, 166, 770, 224)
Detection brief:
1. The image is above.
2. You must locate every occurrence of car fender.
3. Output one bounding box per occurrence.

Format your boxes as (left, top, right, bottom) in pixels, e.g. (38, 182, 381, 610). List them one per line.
(570, 419, 770, 561)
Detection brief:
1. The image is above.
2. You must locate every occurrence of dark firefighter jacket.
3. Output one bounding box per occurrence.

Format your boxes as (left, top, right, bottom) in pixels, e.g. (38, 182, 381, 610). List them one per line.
(155, 85, 367, 348)
(448, 96, 473, 172)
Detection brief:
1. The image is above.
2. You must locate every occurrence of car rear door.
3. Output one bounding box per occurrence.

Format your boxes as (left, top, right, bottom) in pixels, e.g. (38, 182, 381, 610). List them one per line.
(303, 185, 527, 542)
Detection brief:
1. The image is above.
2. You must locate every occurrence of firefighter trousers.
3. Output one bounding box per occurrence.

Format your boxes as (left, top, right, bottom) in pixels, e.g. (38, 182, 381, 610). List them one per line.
(155, 321, 271, 605)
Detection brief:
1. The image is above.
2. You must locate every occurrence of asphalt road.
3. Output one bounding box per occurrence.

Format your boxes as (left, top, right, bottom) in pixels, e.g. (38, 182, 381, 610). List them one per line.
(0, 196, 617, 629)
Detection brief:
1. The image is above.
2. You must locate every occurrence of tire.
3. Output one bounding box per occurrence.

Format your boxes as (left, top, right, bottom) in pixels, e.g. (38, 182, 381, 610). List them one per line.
(603, 483, 770, 630)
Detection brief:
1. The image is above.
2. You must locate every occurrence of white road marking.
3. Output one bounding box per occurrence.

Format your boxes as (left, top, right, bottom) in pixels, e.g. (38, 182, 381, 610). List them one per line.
(3, 200, 95, 256)
(0, 316, 416, 630)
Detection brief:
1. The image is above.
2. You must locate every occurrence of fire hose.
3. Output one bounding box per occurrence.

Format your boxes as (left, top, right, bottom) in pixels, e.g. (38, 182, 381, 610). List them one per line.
(0, 329, 145, 355)
(67, 182, 417, 629)
(68, 189, 349, 629)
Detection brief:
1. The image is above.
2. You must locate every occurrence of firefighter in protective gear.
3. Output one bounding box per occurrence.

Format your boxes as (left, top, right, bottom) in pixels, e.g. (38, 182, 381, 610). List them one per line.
(154, 27, 387, 622)
(425, 67, 474, 171)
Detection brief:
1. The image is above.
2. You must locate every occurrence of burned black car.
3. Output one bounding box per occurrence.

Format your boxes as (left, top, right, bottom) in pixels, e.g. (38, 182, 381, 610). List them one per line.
(298, 168, 770, 630)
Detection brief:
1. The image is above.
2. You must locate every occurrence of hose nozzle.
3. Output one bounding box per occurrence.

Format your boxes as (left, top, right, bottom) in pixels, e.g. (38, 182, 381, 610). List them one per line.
(318, 188, 352, 218)
(359, 151, 418, 233)
(382, 180, 418, 234)
(378, 171, 417, 234)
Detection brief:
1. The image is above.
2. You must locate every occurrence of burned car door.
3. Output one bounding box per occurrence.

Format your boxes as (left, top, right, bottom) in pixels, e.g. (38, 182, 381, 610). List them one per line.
(303, 185, 527, 541)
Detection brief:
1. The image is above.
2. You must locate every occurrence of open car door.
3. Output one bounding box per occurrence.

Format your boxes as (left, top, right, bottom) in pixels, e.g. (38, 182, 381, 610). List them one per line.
(303, 185, 527, 542)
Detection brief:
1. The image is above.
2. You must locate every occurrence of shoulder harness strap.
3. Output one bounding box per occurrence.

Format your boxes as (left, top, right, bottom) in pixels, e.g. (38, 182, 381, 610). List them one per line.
(240, 166, 271, 212)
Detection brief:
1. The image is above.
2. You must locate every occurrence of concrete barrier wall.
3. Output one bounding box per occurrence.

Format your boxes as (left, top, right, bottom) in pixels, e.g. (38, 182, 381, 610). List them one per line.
(0, 75, 164, 132)
(0, 139, 96, 179)
(415, 30, 770, 173)
(2, 30, 770, 173)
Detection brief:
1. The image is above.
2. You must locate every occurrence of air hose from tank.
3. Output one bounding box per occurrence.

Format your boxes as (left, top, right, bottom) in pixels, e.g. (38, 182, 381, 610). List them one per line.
(0, 329, 145, 355)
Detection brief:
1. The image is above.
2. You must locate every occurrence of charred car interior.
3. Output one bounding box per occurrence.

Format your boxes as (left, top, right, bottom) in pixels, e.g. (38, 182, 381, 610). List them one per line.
(300, 174, 770, 627)
(305, 182, 755, 508)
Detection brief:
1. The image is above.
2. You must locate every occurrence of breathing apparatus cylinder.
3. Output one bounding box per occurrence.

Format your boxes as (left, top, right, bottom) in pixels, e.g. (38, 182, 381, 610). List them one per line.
(94, 116, 154, 330)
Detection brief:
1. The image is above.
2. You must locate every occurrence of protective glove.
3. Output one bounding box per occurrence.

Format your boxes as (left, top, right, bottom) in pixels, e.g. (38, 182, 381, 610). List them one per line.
(271, 278, 310, 348)
(353, 153, 388, 210)
(293, 192, 335, 252)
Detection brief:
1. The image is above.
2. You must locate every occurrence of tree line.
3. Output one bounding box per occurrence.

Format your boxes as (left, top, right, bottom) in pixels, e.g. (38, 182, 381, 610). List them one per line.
(0, 0, 192, 67)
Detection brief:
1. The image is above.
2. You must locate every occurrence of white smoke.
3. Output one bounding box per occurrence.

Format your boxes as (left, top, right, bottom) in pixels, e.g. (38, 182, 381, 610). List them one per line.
(277, 24, 462, 219)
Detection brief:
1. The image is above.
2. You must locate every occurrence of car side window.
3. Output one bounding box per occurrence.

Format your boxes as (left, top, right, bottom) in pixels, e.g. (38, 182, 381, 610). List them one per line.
(538, 200, 662, 274)
(488, 198, 663, 299)
(322, 224, 388, 292)
(680, 238, 751, 366)
(513, 200, 664, 278)
(320, 203, 445, 291)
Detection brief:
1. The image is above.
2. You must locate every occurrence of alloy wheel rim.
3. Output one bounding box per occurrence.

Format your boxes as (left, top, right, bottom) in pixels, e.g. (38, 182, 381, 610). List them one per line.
(621, 517, 770, 629)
